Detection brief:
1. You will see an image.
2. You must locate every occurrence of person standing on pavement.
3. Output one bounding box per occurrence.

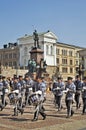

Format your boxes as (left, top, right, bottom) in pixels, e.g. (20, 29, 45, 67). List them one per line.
(65, 77, 76, 118)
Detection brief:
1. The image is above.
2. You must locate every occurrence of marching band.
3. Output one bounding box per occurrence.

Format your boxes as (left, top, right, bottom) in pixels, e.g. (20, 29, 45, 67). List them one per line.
(0, 74, 86, 121)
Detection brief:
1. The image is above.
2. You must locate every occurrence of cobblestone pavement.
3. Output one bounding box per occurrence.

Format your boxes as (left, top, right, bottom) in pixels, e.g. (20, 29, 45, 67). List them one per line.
(0, 92, 86, 130)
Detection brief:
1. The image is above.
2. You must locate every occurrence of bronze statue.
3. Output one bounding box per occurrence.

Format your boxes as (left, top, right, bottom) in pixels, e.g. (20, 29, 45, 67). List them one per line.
(28, 59, 36, 73)
(33, 30, 40, 48)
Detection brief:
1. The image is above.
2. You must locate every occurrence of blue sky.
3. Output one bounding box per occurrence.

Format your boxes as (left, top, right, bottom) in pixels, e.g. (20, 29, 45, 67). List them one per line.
(0, 0, 86, 48)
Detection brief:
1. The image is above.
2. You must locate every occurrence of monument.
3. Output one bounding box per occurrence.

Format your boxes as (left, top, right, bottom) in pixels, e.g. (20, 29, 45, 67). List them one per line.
(27, 30, 48, 78)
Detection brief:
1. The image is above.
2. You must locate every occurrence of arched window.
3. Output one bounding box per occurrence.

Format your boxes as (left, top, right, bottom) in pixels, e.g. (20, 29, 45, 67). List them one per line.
(50, 46, 53, 55)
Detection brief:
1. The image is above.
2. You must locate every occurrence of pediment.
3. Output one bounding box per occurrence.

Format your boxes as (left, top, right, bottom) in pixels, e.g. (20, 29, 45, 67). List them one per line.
(44, 31, 58, 40)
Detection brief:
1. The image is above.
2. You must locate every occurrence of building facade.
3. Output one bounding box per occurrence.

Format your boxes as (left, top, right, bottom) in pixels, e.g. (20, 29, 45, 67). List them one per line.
(0, 43, 19, 72)
(55, 42, 83, 80)
(17, 30, 57, 67)
(78, 49, 86, 77)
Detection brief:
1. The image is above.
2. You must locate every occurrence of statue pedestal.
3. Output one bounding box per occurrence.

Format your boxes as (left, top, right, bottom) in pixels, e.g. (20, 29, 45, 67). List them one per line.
(30, 48, 44, 65)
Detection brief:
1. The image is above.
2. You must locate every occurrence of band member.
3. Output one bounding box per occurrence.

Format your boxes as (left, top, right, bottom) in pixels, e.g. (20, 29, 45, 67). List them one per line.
(52, 77, 65, 111)
(11, 77, 24, 116)
(82, 76, 86, 115)
(65, 77, 76, 118)
(0, 75, 4, 110)
(37, 77, 47, 102)
(18, 75, 26, 108)
(30, 90, 46, 121)
(74, 75, 82, 109)
(1, 76, 9, 110)
(24, 75, 33, 105)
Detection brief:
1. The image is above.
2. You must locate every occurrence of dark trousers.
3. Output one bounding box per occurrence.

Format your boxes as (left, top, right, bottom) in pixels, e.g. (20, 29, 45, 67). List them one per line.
(56, 95, 62, 110)
(14, 100, 24, 116)
(1, 94, 5, 105)
(1, 93, 7, 107)
(25, 93, 31, 105)
(75, 93, 80, 109)
(66, 100, 74, 117)
(33, 103, 46, 120)
(82, 98, 86, 114)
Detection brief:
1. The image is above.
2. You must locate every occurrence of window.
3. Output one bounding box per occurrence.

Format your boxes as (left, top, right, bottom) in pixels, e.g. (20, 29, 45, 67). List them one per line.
(70, 60, 73, 65)
(62, 59, 67, 64)
(46, 45, 49, 55)
(24, 47, 28, 55)
(65, 50, 67, 56)
(62, 67, 68, 73)
(0, 55, 1, 59)
(69, 51, 73, 56)
(13, 61, 17, 66)
(76, 53, 79, 58)
(70, 68, 73, 73)
(4, 54, 8, 59)
(9, 62, 12, 66)
(56, 58, 59, 64)
(56, 48, 60, 55)
(13, 53, 17, 58)
(50, 46, 53, 55)
(57, 67, 59, 72)
(0, 54, 3, 59)
(9, 53, 12, 59)
(76, 60, 78, 66)
(5, 62, 8, 66)
(62, 50, 67, 56)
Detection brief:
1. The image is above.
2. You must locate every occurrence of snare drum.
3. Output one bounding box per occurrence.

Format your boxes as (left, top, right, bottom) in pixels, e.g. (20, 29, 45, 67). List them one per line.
(30, 94, 38, 105)
(28, 87, 32, 91)
(8, 93, 14, 101)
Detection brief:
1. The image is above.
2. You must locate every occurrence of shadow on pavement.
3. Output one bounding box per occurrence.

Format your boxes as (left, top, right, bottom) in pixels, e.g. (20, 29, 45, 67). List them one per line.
(46, 114, 66, 118)
(3, 117, 31, 122)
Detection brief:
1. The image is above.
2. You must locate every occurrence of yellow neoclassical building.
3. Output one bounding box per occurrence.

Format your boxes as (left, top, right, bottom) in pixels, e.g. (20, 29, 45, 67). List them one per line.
(54, 42, 84, 80)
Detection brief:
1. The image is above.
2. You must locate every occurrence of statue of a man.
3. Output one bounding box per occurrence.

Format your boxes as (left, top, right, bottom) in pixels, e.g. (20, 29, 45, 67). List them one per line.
(31, 59, 36, 72)
(33, 30, 39, 48)
(28, 59, 36, 73)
